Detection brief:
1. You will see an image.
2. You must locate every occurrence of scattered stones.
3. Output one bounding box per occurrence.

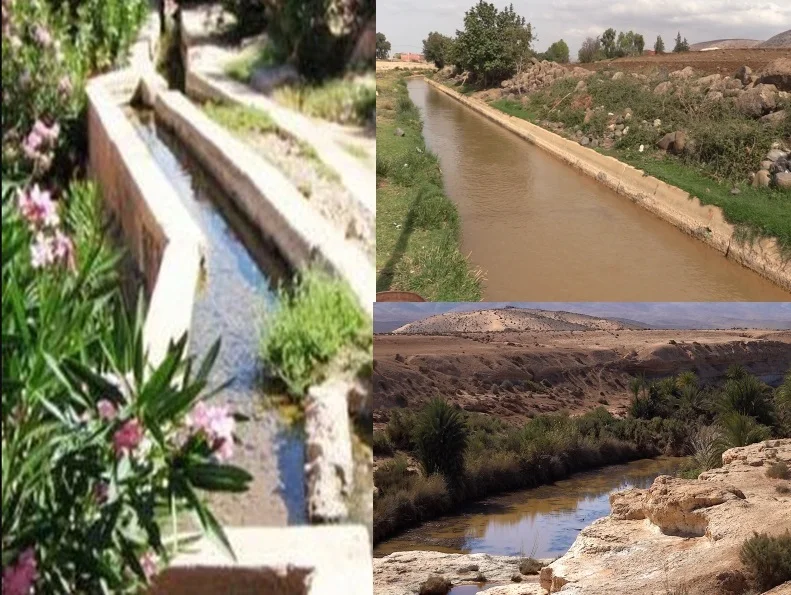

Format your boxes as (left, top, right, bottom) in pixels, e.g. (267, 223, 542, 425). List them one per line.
(669, 66, 695, 80)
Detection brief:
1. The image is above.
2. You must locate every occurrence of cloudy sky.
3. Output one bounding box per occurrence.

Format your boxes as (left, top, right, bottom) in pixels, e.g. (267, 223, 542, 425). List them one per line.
(378, 0, 790, 60)
(374, 302, 791, 332)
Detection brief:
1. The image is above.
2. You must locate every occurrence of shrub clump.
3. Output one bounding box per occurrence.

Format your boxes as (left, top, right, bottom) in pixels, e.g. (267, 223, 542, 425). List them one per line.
(766, 461, 790, 480)
(259, 267, 370, 397)
(413, 398, 467, 479)
(740, 531, 791, 591)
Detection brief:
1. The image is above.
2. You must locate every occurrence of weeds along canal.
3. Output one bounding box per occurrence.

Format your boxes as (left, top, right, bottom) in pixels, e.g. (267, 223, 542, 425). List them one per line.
(406, 78, 790, 301)
(130, 108, 307, 527)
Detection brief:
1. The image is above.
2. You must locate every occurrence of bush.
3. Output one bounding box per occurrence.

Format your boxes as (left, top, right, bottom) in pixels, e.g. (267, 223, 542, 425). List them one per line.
(413, 398, 467, 479)
(1, 181, 251, 593)
(259, 266, 370, 397)
(274, 77, 376, 125)
(740, 531, 791, 591)
(373, 430, 394, 455)
(519, 557, 542, 575)
(766, 461, 790, 480)
(222, 0, 267, 36)
(386, 408, 416, 450)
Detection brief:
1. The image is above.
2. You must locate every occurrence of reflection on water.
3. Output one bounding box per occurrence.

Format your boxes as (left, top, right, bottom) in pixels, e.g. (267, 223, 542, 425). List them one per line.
(131, 110, 306, 525)
(374, 457, 684, 559)
(407, 79, 790, 301)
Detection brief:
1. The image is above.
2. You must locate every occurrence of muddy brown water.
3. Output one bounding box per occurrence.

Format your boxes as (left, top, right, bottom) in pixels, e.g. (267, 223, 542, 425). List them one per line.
(374, 457, 685, 560)
(407, 79, 790, 301)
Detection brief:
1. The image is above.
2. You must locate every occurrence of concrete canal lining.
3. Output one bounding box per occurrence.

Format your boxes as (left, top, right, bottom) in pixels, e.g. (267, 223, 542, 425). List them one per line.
(424, 77, 790, 295)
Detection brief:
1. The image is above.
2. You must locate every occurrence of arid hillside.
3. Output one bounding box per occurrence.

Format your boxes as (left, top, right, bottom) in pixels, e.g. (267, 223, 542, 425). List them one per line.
(373, 326, 791, 424)
(392, 308, 647, 334)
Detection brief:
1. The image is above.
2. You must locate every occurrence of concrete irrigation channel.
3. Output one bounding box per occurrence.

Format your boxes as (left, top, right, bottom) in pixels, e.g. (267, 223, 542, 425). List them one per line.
(85, 12, 372, 594)
(408, 77, 790, 300)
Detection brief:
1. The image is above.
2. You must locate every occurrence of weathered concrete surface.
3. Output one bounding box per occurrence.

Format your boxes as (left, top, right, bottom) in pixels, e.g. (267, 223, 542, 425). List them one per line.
(374, 551, 552, 595)
(178, 5, 375, 228)
(151, 525, 372, 595)
(425, 78, 791, 294)
(86, 72, 205, 367)
(154, 90, 374, 315)
(540, 440, 791, 594)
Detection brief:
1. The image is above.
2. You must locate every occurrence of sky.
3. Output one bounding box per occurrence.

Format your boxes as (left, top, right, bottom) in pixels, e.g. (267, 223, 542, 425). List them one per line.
(373, 302, 791, 332)
(377, 0, 791, 60)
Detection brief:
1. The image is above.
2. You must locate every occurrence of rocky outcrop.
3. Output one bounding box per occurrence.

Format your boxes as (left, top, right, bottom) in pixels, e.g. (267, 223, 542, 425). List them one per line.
(373, 551, 551, 595)
(540, 440, 791, 594)
(759, 57, 791, 91)
(751, 143, 791, 190)
(498, 60, 592, 97)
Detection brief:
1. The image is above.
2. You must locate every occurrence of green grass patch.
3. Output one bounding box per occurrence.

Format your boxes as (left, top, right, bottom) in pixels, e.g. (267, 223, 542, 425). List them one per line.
(341, 142, 369, 161)
(203, 101, 279, 135)
(224, 43, 281, 83)
(259, 267, 371, 399)
(376, 71, 482, 301)
(488, 72, 791, 254)
(274, 78, 376, 126)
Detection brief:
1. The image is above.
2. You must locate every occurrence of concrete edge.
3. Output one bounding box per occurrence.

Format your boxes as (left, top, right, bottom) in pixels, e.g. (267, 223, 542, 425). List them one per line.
(425, 77, 791, 293)
(153, 89, 374, 317)
(177, 10, 375, 222)
(86, 73, 206, 368)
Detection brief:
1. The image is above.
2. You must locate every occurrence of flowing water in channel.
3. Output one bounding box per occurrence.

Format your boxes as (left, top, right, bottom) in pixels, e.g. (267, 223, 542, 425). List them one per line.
(407, 79, 790, 301)
(131, 109, 307, 526)
(374, 457, 685, 559)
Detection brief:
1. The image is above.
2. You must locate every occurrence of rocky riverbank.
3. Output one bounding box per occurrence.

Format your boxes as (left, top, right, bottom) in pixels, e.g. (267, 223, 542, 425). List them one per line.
(541, 439, 791, 594)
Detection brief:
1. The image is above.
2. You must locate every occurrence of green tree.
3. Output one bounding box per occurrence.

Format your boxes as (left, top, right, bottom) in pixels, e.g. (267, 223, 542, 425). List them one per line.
(545, 39, 570, 63)
(578, 36, 602, 63)
(654, 35, 665, 53)
(422, 31, 454, 68)
(454, 1, 533, 85)
(717, 411, 770, 448)
(601, 27, 617, 58)
(634, 33, 645, 54)
(376, 32, 391, 59)
(673, 32, 689, 52)
(414, 398, 467, 480)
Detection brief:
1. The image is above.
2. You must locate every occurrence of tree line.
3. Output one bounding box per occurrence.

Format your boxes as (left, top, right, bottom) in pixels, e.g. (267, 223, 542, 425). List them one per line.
(578, 29, 690, 63)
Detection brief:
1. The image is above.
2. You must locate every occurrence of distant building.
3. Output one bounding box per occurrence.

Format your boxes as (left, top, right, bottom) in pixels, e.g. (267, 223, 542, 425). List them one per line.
(400, 52, 424, 62)
(643, 49, 656, 56)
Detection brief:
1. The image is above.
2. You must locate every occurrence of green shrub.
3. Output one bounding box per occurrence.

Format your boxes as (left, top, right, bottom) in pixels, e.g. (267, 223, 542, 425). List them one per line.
(410, 182, 459, 230)
(221, 0, 267, 36)
(413, 398, 467, 479)
(373, 430, 394, 455)
(275, 77, 376, 125)
(203, 102, 279, 135)
(259, 267, 370, 397)
(740, 531, 791, 591)
(386, 408, 416, 450)
(766, 461, 790, 480)
(719, 375, 776, 426)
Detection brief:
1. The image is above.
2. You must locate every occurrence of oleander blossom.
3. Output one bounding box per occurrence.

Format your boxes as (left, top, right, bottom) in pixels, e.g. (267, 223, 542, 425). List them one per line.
(2, 548, 37, 595)
(185, 402, 235, 461)
(113, 418, 144, 457)
(30, 232, 55, 269)
(17, 184, 59, 228)
(32, 23, 51, 47)
(21, 120, 59, 171)
(52, 230, 75, 270)
(139, 551, 158, 582)
(97, 399, 117, 420)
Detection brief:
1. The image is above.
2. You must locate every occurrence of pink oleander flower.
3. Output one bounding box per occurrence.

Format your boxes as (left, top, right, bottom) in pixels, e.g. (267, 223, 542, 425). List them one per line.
(17, 184, 59, 228)
(33, 119, 59, 143)
(21, 130, 42, 160)
(30, 232, 55, 269)
(57, 74, 72, 96)
(2, 548, 37, 595)
(185, 402, 235, 461)
(139, 551, 158, 582)
(52, 229, 75, 270)
(97, 399, 117, 420)
(32, 24, 51, 47)
(113, 418, 144, 457)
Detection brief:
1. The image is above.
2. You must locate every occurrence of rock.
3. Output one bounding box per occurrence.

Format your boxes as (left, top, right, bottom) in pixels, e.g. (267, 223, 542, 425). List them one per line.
(671, 66, 695, 79)
(758, 57, 791, 91)
(657, 132, 676, 151)
(614, 129, 622, 138)
(584, 108, 593, 124)
(653, 118, 662, 127)
(615, 123, 625, 131)
(653, 81, 673, 95)
(540, 440, 791, 595)
(612, 71, 625, 81)
(753, 169, 772, 187)
(767, 149, 787, 162)
(697, 73, 722, 88)
(394, 128, 405, 137)
(511, 574, 522, 582)
(776, 172, 791, 189)
(762, 159, 776, 170)
(736, 84, 778, 117)
(735, 65, 753, 84)
(575, 80, 587, 92)
(706, 91, 724, 102)
(590, 138, 599, 148)
(730, 186, 741, 195)
(672, 131, 686, 153)
(610, 489, 646, 520)
(419, 576, 451, 595)
(580, 137, 590, 147)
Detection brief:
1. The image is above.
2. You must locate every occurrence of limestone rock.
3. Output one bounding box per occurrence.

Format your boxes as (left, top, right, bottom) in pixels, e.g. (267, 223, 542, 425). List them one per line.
(609, 488, 646, 520)
(612, 71, 625, 81)
(419, 576, 451, 595)
(653, 81, 673, 95)
(670, 66, 695, 80)
(753, 169, 772, 187)
(735, 65, 753, 84)
(759, 57, 791, 91)
(736, 84, 778, 117)
(775, 172, 791, 189)
(761, 110, 788, 125)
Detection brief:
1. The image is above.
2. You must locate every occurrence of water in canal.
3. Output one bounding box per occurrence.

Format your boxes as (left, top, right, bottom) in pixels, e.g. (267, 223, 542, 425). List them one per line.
(131, 109, 307, 527)
(407, 79, 789, 301)
(374, 457, 684, 559)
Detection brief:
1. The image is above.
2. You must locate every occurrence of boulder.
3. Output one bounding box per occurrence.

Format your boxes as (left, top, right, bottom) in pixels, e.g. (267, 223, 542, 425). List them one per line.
(775, 172, 791, 189)
(735, 65, 753, 84)
(697, 73, 722, 89)
(394, 127, 405, 137)
(758, 57, 791, 91)
(610, 489, 646, 520)
(736, 84, 778, 117)
(672, 131, 687, 153)
(580, 136, 590, 147)
(753, 170, 772, 188)
(767, 148, 787, 162)
(669, 66, 695, 80)
(706, 90, 724, 102)
(612, 71, 625, 81)
(419, 576, 451, 595)
(653, 81, 673, 95)
(761, 110, 788, 126)
(657, 132, 675, 151)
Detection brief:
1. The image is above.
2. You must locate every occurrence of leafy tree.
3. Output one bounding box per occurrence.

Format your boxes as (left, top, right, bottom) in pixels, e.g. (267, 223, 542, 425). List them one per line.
(654, 35, 665, 53)
(578, 36, 603, 63)
(673, 32, 689, 53)
(423, 31, 454, 68)
(718, 375, 776, 426)
(414, 398, 467, 480)
(376, 32, 391, 59)
(454, 1, 533, 85)
(545, 39, 570, 63)
(634, 33, 645, 54)
(601, 27, 617, 58)
(717, 411, 770, 448)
